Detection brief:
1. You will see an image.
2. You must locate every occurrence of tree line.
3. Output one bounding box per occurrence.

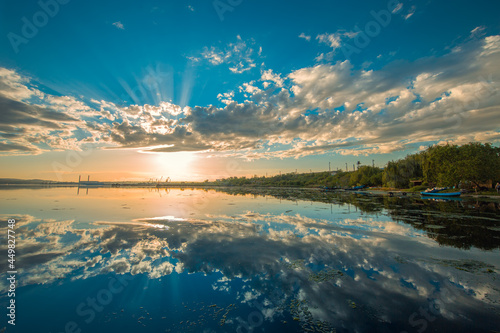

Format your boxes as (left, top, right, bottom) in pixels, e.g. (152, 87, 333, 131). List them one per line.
(212, 142, 500, 189)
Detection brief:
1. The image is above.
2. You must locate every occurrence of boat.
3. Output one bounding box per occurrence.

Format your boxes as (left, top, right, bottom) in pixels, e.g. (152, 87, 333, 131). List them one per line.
(422, 187, 446, 194)
(321, 186, 341, 192)
(420, 191, 461, 197)
(345, 185, 367, 191)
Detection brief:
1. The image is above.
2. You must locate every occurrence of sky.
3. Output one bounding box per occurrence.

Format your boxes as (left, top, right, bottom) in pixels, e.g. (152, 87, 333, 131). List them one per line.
(0, 0, 499, 181)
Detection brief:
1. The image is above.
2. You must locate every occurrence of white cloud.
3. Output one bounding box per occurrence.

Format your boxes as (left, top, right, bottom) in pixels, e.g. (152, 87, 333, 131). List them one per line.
(197, 37, 261, 74)
(404, 6, 416, 20)
(314, 30, 360, 61)
(299, 33, 311, 42)
(480, 35, 500, 56)
(261, 69, 284, 88)
(316, 33, 343, 50)
(201, 46, 226, 65)
(471, 26, 486, 38)
(217, 91, 235, 105)
(112, 21, 125, 30)
(392, 3, 403, 13)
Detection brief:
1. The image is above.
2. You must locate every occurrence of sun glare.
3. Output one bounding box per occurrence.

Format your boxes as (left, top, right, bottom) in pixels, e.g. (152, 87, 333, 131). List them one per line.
(154, 152, 197, 181)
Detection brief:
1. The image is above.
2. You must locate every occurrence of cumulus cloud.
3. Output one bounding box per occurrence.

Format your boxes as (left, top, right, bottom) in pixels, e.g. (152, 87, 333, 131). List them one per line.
(261, 69, 284, 88)
(0, 34, 499, 158)
(0, 69, 94, 154)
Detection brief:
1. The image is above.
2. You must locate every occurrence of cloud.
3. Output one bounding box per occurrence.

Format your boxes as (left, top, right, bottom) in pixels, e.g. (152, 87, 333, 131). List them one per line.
(0, 70, 90, 154)
(298, 33, 311, 42)
(112, 21, 125, 30)
(0, 34, 499, 158)
(315, 30, 360, 61)
(261, 69, 284, 88)
(392, 2, 403, 13)
(195, 36, 260, 74)
(404, 6, 416, 20)
(0, 141, 36, 152)
(471, 26, 486, 38)
(316, 33, 344, 50)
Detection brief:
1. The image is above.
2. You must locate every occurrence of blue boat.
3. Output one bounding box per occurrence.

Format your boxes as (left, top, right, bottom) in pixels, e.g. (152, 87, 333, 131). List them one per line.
(420, 191, 461, 197)
(346, 185, 367, 191)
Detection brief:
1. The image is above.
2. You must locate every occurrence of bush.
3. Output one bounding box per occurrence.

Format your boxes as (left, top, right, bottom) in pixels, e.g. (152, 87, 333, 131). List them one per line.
(407, 185, 428, 192)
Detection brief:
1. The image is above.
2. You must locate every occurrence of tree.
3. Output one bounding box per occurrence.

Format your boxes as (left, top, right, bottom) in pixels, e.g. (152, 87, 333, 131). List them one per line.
(455, 142, 500, 187)
(350, 166, 383, 186)
(383, 153, 424, 188)
(423, 142, 500, 187)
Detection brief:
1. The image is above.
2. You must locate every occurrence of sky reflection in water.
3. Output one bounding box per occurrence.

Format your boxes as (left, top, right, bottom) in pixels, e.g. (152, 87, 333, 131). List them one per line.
(0, 187, 499, 333)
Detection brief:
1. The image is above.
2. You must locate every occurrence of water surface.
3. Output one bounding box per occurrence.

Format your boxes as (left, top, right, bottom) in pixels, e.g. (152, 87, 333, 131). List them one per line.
(0, 187, 499, 332)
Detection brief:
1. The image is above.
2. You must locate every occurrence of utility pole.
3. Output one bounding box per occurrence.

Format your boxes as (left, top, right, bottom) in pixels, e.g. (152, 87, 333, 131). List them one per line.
(372, 159, 375, 167)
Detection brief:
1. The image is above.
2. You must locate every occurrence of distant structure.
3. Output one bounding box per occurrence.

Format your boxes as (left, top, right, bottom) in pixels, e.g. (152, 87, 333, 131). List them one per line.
(410, 180, 423, 186)
(78, 175, 104, 186)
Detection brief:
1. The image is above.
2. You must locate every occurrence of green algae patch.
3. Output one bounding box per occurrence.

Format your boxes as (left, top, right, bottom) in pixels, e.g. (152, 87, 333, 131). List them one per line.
(308, 268, 344, 282)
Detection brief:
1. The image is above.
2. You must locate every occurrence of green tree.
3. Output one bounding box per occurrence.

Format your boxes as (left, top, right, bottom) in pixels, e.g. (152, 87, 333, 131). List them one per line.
(423, 142, 500, 187)
(350, 166, 383, 186)
(383, 153, 423, 188)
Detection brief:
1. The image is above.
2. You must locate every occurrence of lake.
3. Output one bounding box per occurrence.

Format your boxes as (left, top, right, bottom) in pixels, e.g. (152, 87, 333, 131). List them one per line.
(0, 187, 499, 333)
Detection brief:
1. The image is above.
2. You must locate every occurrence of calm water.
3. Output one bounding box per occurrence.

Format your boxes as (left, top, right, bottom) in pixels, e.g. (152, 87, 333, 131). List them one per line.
(0, 187, 499, 333)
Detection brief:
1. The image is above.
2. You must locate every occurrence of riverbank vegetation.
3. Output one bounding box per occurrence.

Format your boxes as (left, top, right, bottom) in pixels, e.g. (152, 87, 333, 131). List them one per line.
(213, 142, 500, 189)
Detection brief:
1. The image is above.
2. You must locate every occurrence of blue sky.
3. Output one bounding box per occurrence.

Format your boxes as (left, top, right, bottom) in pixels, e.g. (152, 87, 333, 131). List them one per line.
(0, 0, 499, 180)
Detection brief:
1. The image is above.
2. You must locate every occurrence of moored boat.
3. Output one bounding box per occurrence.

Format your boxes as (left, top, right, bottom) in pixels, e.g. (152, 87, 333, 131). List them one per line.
(420, 191, 461, 197)
(345, 185, 367, 191)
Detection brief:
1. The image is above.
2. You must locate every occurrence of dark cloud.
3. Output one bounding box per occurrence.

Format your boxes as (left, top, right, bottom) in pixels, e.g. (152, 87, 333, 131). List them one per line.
(0, 95, 78, 127)
(0, 141, 36, 152)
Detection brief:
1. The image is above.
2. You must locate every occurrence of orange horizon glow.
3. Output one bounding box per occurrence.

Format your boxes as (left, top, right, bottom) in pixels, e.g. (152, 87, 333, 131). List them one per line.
(0, 149, 263, 182)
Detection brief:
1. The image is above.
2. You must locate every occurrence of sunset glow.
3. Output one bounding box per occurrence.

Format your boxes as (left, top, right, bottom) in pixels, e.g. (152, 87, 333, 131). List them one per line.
(0, 0, 499, 181)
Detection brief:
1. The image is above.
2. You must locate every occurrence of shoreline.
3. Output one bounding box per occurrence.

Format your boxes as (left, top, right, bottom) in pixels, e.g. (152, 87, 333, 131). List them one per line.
(1, 184, 499, 200)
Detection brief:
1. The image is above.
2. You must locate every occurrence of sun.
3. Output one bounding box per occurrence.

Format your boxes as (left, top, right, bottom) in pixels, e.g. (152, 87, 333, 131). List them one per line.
(153, 151, 197, 181)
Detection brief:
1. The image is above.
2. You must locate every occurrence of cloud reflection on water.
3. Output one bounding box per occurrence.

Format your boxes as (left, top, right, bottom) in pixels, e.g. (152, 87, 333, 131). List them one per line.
(0, 208, 498, 331)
